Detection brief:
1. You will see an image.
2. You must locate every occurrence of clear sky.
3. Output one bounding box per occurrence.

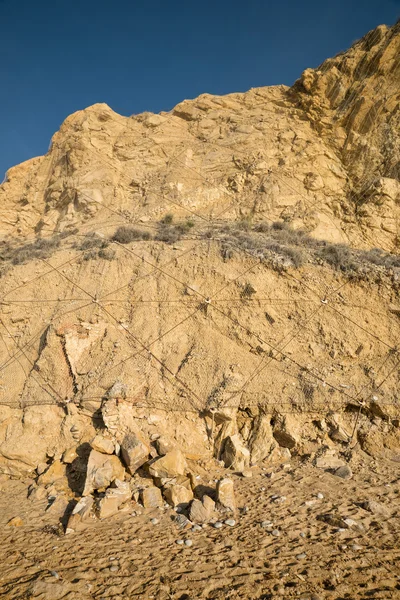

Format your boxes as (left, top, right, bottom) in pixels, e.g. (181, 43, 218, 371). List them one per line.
(0, 0, 399, 179)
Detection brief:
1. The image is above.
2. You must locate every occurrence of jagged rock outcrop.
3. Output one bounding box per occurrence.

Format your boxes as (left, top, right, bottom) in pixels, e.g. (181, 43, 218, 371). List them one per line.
(1, 22, 400, 479)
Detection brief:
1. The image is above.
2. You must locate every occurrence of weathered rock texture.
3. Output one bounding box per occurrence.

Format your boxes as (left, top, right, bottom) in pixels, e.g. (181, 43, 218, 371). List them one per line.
(0, 22, 400, 477)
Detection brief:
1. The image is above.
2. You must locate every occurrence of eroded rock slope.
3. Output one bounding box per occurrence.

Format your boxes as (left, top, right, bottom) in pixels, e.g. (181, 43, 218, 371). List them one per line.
(0, 22, 400, 481)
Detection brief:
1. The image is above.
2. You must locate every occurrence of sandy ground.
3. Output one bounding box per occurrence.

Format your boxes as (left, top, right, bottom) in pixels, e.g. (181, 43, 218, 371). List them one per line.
(0, 453, 399, 600)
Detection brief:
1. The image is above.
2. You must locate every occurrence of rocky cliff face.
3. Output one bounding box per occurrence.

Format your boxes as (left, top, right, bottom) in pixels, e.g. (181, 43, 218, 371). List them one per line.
(0, 22, 400, 477)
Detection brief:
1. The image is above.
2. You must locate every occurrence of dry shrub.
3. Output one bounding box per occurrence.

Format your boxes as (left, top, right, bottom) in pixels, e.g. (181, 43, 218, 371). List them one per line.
(112, 227, 152, 244)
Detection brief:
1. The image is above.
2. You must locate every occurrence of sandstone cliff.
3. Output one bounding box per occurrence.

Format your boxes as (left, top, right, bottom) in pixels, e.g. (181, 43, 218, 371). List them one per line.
(0, 22, 400, 476)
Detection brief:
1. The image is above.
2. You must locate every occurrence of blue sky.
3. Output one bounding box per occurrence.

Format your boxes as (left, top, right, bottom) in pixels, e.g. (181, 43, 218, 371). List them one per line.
(0, 0, 399, 179)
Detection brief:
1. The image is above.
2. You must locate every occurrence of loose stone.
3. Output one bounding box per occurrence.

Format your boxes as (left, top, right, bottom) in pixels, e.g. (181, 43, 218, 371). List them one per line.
(334, 465, 353, 480)
(296, 553, 307, 559)
(304, 500, 317, 507)
(344, 518, 357, 527)
(241, 469, 253, 478)
(261, 520, 273, 528)
(150, 518, 159, 525)
(184, 539, 193, 547)
(213, 521, 223, 529)
(225, 519, 236, 527)
(176, 539, 184, 545)
(272, 529, 280, 537)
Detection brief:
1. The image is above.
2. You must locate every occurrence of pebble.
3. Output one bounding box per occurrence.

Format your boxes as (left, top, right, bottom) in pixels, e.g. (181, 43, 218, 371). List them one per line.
(304, 500, 317, 507)
(272, 529, 280, 537)
(109, 557, 116, 561)
(317, 493, 324, 499)
(260, 487, 266, 491)
(225, 519, 236, 527)
(213, 521, 223, 529)
(184, 539, 193, 547)
(261, 520, 273, 529)
(150, 518, 159, 525)
(335, 465, 353, 480)
(192, 524, 202, 532)
(176, 539, 184, 545)
(201, 523, 208, 529)
(340, 544, 348, 550)
(299, 532, 306, 538)
(296, 553, 307, 560)
(352, 544, 363, 551)
(110, 565, 119, 572)
(271, 494, 279, 500)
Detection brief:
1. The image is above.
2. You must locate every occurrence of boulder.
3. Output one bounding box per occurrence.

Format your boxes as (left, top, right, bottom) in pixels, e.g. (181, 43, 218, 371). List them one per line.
(46, 495, 69, 517)
(148, 449, 187, 479)
(62, 447, 78, 464)
(120, 433, 149, 474)
(36, 462, 48, 475)
(66, 496, 94, 533)
(314, 450, 346, 470)
(189, 495, 216, 523)
(265, 446, 291, 465)
(140, 486, 163, 508)
(82, 450, 125, 496)
(90, 435, 114, 455)
(153, 476, 177, 488)
(329, 426, 350, 443)
(164, 484, 193, 508)
(214, 420, 238, 460)
(222, 435, 250, 470)
(273, 415, 300, 449)
(155, 436, 175, 456)
(249, 415, 275, 464)
(28, 485, 48, 501)
(174, 513, 192, 530)
(216, 478, 236, 511)
(360, 499, 391, 518)
(98, 480, 131, 519)
(37, 460, 66, 486)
